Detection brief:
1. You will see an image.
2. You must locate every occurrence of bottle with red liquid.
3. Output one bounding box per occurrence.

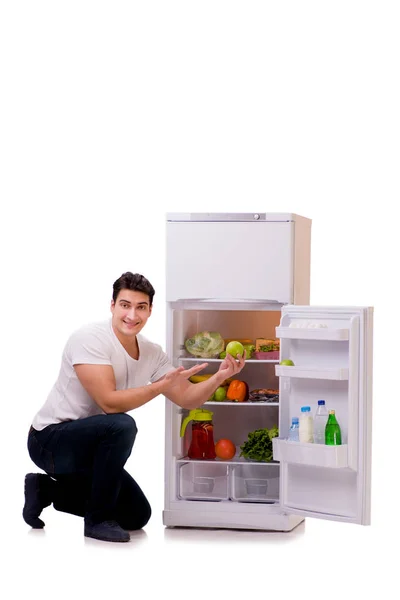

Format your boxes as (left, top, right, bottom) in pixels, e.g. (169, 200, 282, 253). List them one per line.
(180, 409, 216, 460)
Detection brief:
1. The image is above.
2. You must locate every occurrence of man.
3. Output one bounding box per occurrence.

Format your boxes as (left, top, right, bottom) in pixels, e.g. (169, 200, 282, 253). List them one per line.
(24, 272, 245, 542)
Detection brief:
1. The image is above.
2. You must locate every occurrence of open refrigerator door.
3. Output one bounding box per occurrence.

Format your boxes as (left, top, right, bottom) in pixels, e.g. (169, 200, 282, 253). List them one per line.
(272, 305, 373, 525)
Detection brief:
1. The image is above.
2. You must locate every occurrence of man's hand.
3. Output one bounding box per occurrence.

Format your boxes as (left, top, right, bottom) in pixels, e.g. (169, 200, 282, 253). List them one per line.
(159, 352, 246, 410)
(159, 362, 209, 395)
(217, 350, 246, 380)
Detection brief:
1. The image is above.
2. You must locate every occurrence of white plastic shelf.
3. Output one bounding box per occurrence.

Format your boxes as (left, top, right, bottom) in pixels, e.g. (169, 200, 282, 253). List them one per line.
(275, 365, 349, 380)
(178, 357, 279, 364)
(272, 438, 348, 468)
(177, 457, 280, 466)
(276, 327, 349, 341)
(205, 401, 279, 406)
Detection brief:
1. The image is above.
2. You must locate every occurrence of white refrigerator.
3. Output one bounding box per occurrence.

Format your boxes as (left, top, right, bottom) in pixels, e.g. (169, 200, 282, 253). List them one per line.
(163, 213, 373, 531)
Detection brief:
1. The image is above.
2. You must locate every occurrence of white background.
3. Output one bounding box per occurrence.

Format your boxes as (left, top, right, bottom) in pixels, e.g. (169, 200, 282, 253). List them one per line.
(0, 1, 398, 598)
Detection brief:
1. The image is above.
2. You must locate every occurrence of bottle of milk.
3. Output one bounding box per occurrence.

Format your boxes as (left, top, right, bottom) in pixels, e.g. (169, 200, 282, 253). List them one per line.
(299, 406, 314, 443)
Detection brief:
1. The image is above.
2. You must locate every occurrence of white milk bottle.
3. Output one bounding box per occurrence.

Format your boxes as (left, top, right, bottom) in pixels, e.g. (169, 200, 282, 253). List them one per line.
(299, 406, 314, 443)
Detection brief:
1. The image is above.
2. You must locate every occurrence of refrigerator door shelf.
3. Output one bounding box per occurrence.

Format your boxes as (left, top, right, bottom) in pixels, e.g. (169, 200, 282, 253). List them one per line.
(275, 366, 349, 380)
(276, 326, 349, 341)
(273, 438, 348, 469)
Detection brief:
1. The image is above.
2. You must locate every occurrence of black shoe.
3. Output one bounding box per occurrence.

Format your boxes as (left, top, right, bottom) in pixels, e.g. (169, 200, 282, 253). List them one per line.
(23, 473, 54, 529)
(84, 520, 130, 543)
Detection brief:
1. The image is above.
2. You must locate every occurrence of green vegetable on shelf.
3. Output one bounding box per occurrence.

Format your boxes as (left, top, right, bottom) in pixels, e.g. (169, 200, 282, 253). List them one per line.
(239, 426, 279, 462)
(243, 344, 255, 359)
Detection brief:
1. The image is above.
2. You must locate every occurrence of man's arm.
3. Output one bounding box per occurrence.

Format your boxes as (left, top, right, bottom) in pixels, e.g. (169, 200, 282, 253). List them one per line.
(73, 362, 209, 413)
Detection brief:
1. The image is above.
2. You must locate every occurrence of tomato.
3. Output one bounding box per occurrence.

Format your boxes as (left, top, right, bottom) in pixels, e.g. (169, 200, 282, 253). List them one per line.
(215, 438, 236, 460)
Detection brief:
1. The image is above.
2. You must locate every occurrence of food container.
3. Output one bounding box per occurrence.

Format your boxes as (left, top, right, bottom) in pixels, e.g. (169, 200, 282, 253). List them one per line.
(253, 351, 280, 360)
(245, 479, 268, 496)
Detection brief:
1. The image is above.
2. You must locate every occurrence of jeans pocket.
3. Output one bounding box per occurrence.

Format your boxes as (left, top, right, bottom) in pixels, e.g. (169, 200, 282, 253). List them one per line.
(28, 433, 55, 475)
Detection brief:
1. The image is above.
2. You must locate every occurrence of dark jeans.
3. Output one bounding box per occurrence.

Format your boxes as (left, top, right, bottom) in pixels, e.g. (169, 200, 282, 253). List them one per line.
(27, 413, 151, 528)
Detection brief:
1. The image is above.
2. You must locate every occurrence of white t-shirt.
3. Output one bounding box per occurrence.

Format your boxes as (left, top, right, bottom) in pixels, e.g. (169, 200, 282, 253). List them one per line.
(32, 319, 175, 431)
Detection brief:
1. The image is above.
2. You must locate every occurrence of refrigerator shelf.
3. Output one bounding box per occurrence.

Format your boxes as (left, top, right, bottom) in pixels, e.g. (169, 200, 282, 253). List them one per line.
(276, 326, 349, 341)
(179, 357, 279, 363)
(205, 401, 279, 406)
(177, 457, 280, 466)
(272, 438, 348, 468)
(275, 365, 349, 380)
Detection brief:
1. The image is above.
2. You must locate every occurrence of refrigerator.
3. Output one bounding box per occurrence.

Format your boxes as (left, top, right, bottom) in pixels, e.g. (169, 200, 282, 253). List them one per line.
(163, 212, 373, 531)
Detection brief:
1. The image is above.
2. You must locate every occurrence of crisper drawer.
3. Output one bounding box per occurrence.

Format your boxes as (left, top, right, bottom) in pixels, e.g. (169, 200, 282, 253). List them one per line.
(179, 462, 229, 501)
(230, 464, 280, 503)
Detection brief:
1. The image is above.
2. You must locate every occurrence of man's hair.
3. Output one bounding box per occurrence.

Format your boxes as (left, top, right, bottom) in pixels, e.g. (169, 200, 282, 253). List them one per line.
(112, 272, 155, 306)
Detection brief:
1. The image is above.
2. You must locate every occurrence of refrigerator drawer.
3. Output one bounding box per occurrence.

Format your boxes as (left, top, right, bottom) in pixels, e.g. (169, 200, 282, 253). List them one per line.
(273, 438, 348, 468)
(230, 464, 279, 503)
(178, 462, 229, 501)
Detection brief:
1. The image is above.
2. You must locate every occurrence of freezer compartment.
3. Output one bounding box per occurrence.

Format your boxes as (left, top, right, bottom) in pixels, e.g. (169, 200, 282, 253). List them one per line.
(272, 438, 348, 468)
(166, 220, 298, 303)
(230, 464, 280, 503)
(178, 462, 229, 501)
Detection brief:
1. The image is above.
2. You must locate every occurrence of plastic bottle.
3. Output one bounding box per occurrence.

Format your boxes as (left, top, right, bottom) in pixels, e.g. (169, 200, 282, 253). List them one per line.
(325, 410, 342, 445)
(288, 417, 299, 442)
(299, 406, 314, 443)
(314, 400, 329, 444)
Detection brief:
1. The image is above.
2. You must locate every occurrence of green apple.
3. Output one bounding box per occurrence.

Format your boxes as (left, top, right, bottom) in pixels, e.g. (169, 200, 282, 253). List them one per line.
(225, 341, 244, 358)
(280, 359, 295, 366)
(219, 351, 227, 359)
(214, 386, 227, 402)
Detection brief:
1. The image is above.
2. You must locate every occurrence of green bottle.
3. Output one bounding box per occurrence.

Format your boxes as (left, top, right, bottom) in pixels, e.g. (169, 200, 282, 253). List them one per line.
(325, 410, 342, 445)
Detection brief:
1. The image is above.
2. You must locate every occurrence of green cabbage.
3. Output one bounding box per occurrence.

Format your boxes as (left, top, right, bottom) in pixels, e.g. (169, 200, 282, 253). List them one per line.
(185, 331, 225, 358)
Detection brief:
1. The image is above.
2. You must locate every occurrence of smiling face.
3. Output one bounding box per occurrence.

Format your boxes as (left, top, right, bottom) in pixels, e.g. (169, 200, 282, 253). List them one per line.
(110, 288, 152, 342)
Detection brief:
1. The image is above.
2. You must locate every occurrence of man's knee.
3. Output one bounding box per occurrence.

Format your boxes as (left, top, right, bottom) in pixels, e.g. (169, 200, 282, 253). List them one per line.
(120, 501, 152, 531)
(106, 413, 138, 441)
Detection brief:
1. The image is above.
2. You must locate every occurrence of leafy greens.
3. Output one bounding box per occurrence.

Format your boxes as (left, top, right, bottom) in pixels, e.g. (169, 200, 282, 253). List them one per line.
(239, 426, 279, 462)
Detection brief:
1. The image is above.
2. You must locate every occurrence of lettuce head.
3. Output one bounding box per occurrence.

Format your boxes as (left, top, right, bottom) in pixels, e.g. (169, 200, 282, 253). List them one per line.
(185, 331, 225, 358)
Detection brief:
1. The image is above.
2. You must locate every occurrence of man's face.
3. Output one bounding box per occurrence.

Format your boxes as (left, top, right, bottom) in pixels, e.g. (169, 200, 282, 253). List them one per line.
(111, 289, 152, 339)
